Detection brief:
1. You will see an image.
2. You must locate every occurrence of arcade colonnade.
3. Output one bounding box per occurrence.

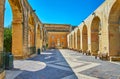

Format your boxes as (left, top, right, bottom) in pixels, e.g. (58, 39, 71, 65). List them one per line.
(0, 0, 47, 78)
(67, 0, 120, 60)
(0, 0, 120, 78)
(9, 0, 48, 59)
(0, 0, 48, 60)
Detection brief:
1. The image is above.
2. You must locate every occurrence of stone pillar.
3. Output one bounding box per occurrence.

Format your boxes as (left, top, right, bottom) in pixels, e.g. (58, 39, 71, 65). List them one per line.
(34, 19, 36, 53)
(0, 0, 5, 52)
(21, 0, 29, 58)
(36, 25, 41, 52)
(0, 0, 5, 79)
(8, 0, 24, 59)
(12, 21, 24, 59)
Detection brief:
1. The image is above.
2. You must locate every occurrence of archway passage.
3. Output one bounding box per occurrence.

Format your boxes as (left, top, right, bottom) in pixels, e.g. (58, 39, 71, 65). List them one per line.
(74, 32, 76, 49)
(77, 29, 81, 50)
(36, 25, 41, 51)
(109, 0, 120, 56)
(28, 14, 36, 55)
(71, 34, 74, 49)
(9, 0, 25, 58)
(91, 16, 100, 56)
(82, 25, 88, 52)
(69, 35, 71, 48)
(70, 35, 72, 49)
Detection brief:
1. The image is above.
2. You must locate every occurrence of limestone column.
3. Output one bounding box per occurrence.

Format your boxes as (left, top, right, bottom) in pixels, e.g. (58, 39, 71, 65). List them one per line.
(0, 0, 5, 52)
(0, 0, 5, 79)
(21, 0, 29, 58)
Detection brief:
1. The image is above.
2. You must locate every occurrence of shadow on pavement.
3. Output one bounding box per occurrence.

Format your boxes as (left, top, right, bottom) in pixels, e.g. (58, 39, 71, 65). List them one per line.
(14, 49, 78, 79)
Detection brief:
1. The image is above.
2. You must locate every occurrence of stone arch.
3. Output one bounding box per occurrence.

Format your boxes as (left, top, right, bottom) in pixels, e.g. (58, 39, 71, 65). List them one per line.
(9, 0, 24, 58)
(108, 0, 120, 56)
(82, 25, 88, 52)
(74, 32, 76, 49)
(38, 25, 43, 49)
(0, 1, 5, 77)
(28, 14, 35, 26)
(40, 27, 43, 41)
(28, 14, 35, 46)
(69, 35, 71, 48)
(71, 34, 74, 49)
(91, 16, 101, 56)
(42, 28, 46, 47)
(36, 24, 41, 50)
(28, 29, 32, 47)
(77, 29, 81, 50)
(28, 14, 36, 54)
(0, 0, 5, 52)
(69, 34, 72, 48)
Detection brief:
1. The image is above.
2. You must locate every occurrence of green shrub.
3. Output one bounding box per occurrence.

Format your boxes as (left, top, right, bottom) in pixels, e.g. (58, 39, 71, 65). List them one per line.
(4, 26, 12, 52)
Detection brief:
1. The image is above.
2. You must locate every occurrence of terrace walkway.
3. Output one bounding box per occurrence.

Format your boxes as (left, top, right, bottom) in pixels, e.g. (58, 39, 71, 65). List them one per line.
(5, 49, 77, 79)
(6, 49, 120, 79)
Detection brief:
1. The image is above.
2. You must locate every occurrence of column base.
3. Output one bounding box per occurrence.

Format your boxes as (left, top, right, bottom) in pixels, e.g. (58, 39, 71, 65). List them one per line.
(91, 53, 98, 56)
(0, 71, 5, 79)
(14, 55, 24, 60)
(14, 54, 36, 60)
(110, 56, 120, 61)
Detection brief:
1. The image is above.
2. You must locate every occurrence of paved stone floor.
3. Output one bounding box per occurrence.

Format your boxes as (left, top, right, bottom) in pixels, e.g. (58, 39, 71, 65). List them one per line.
(5, 49, 120, 79)
(60, 49, 120, 79)
(5, 49, 77, 79)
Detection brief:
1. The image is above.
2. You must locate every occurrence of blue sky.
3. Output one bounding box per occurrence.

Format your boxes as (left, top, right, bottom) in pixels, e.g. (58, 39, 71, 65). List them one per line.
(4, 0, 105, 27)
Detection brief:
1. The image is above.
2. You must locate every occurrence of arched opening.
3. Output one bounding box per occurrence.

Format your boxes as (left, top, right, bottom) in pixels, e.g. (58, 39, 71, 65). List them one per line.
(28, 14, 35, 55)
(82, 25, 88, 52)
(69, 35, 71, 48)
(6, 0, 37, 58)
(108, 0, 120, 56)
(41, 28, 44, 49)
(74, 32, 76, 49)
(91, 16, 100, 56)
(71, 34, 73, 49)
(77, 29, 81, 50)
(44, 30, 47, 48)
(8, 0, 25, 58)
(42, 29, 45, 47)
(70, 34, 72, 49)
(36, 25, 41, 51)
(4, 0, 12, 52)
(0, 0, 5, 76)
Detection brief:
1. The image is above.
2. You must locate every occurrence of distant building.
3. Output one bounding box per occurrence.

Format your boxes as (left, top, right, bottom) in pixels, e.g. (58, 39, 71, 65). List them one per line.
(44, 24, 71, 49)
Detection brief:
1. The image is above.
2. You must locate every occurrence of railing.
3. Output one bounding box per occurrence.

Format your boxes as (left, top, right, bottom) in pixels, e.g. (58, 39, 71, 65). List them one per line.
(0, 52, 5, 73)
(28, 47, 36, 55)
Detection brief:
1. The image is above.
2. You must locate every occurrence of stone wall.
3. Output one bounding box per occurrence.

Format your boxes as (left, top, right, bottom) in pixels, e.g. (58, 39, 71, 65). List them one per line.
(8, 0, 46, 59)
(67, 0, 120, 59)
(0, 0, 5, 78)
(48, 32, 69, 48)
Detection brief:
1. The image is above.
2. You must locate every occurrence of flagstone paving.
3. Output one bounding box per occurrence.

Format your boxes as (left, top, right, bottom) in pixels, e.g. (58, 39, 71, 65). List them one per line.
(60, 49, 120, 79)
(5, 49, 120, 79)
(5, 49, 77, 79)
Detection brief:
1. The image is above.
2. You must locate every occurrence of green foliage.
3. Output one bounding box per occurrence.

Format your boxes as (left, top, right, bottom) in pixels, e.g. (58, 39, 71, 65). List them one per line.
(4, 25, 12, 52)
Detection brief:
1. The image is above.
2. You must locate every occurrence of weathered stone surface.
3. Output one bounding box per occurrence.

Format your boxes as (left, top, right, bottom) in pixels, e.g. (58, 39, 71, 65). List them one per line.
(44, 24, 71, 49)
(0, 71, 5, 79)
(67, 0, 120, 60)
(0, 0, 5, 78)
(8, 0, 46, 59)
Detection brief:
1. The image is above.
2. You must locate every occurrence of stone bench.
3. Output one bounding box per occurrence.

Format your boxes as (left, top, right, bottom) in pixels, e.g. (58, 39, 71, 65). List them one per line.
(98, 52, 108, 60)
(86, 50, 91, 56)
(78, 50, 82, 53)
(110, 56, 120, 61)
